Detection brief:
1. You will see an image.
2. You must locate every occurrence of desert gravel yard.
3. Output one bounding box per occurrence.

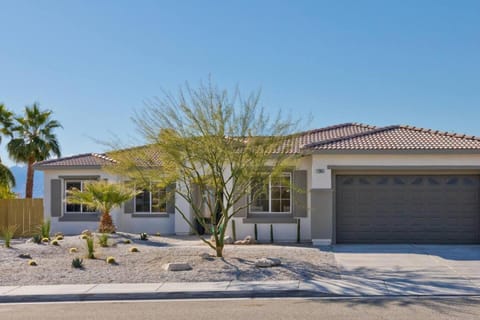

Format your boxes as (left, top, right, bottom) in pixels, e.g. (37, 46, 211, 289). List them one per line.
(0, 233, 339, 285)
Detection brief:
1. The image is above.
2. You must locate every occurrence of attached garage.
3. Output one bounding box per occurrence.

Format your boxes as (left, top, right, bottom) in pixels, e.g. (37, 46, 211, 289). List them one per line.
(335, 174, 480, 244)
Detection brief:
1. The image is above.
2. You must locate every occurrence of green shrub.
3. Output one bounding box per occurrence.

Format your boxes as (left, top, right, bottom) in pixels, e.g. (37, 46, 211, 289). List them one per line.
(123, 239, 132, 244)
(32, 234, 42, 244)
(28, 260, 37, 266)
(50, 239, 59, 246)
(129, 247, 139, 253)
(1, 225, 17, 248)
(106, 256, 116, 264)
(155, 232, 161, 237)
(39, 220, 51, 240)
(98, 233, 109, 247)
(85, 237, 95, 259)
(69, 247, 78, 254)
(140, 233, 148, 241)
(71, 257, 84, 269)
(80, 234, 88, 240)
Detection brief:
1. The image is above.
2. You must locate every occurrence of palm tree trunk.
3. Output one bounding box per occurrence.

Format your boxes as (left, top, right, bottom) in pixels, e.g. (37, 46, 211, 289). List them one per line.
(25, 158, 35, 198)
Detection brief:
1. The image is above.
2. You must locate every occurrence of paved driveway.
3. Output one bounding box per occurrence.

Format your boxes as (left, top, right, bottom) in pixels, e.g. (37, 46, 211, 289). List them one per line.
(332, 245, 480, 295)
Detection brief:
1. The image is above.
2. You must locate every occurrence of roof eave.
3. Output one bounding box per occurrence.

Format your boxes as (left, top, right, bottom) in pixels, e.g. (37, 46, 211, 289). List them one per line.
(302, 149, 480, 155)
(33, 165, 104, 171)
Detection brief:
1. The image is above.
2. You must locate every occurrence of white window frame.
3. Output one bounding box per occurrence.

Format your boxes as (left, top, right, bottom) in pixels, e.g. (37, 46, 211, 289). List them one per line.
(249, 172, 292, 214)
(133, 182, 167, 214)
(64, 180, 96, 214)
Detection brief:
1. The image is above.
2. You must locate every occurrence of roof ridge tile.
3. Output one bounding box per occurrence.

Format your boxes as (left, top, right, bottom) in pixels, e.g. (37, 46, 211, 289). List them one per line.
(303, 125, 398, 149)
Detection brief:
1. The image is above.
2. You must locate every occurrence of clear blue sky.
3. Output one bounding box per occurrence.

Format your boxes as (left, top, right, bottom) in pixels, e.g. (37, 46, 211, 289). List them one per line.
(1, 0, 479, 166)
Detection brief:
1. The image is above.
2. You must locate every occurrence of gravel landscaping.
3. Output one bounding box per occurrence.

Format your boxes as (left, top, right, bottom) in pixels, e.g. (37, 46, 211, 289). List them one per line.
(0, 233, 340, 285)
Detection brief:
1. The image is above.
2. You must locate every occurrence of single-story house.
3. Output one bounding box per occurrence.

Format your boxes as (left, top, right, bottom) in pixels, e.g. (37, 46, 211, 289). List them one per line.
(34, 123, 480, 245)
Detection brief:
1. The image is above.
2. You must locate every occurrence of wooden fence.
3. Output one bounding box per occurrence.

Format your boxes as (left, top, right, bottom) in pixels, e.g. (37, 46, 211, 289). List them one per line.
(0, 199, 44, 237)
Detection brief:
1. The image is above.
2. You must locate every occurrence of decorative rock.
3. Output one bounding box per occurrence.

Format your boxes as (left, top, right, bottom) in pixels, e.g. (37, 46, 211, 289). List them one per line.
(255, 258, 282, 268)
(18, 253, 32, 259)
(223, 235, 234, 244)
(163, 262, 192, 271)
(234, 235, 255, 245)
(244, 235, 255, 244)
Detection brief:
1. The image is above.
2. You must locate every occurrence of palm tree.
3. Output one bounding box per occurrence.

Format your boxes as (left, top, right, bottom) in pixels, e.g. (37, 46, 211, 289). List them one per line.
(8, 103, 62, 198)
(67, 180, 139, 233)
(0, 104, 15, 193)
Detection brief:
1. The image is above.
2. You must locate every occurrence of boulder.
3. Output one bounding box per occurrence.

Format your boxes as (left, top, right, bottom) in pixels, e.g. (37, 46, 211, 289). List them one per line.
(199, 252, 214, 259)
(163, 262, 192, 271)
(223, 235, 234, 244)
(18, 253, 32, 259)
(255, 258, 282, 268)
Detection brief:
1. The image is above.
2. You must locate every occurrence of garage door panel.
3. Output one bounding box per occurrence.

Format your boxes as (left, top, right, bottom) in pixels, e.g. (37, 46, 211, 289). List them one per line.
(336, 174, 480, 244)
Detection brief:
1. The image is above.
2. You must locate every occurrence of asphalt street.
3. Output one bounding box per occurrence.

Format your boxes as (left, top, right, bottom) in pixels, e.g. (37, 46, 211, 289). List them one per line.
(1, 297, 480, 320)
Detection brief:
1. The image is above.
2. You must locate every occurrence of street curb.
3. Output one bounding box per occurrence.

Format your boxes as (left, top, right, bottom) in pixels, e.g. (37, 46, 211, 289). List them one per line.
(0, 290, 331, 303)
(2, 290, 480, 304)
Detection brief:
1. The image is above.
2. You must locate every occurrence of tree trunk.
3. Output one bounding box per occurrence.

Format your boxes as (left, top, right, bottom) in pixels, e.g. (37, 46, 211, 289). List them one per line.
(215, 243, 224, 257)
(25, 159, 35, 198)
(99, 210, 116, 233)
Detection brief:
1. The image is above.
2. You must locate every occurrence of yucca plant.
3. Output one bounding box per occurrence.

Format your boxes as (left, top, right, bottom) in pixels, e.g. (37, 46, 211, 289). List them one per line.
(1, 225, 17, 248)
(39, 220, 51, 240)
(98, 233, 109, 247)
(85, 236, 95, 259)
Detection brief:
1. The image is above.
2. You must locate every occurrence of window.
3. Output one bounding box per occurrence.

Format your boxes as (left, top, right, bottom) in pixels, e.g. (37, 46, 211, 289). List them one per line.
(135, 184, 167, 213)
(250, 173, 291, 213)
(65, 180, 96, 213)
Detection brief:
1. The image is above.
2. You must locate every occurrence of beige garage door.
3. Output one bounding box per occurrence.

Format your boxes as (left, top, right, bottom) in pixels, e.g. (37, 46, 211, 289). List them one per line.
(336, 175, 480, 244)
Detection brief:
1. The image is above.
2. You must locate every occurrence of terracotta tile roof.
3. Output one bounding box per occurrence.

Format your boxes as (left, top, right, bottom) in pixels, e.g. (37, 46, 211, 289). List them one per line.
(284, 123, 377, 153)
(34, 123, 480, 169)
(304, 125, 480, 151)
(34, 153, 117, 169)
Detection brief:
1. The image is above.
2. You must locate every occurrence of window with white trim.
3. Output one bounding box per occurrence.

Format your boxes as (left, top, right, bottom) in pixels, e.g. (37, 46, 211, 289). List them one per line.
(134, 183, 167, 213)
(65, 180, 96, 213)
(250, 173, 291, 213)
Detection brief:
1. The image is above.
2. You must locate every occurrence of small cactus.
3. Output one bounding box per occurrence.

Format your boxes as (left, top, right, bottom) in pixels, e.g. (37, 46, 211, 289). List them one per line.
(50, 239, 59, 246)
(41, 237, 49, 243)
(140, 233, 148, 241)
(106, 256, 116, 264)
(80, 234, 88, 240)
(55, 235, 64, 241)
(123, 239, 131, 244)
(129, 247, 139, 253)
(28, 260, 37, 266)
(69, 247, 78, 254)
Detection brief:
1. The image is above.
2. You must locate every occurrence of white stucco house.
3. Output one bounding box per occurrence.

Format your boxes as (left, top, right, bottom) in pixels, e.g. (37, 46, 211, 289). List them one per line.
(34, 123, 480, 245)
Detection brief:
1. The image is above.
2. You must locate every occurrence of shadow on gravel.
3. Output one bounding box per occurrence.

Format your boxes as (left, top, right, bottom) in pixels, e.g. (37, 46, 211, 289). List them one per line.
(310, 297, 480, 318)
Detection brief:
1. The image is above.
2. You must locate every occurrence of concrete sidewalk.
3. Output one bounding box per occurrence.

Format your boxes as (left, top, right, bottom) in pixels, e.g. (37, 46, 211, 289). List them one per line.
(2, 277, 480, 303)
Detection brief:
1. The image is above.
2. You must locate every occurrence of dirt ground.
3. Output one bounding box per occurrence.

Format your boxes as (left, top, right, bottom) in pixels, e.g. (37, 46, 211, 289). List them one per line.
(0, 233, 339, 285)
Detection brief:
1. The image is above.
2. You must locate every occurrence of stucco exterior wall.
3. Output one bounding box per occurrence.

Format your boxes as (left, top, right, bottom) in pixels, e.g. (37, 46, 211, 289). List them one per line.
(42, 169, 178, 235)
